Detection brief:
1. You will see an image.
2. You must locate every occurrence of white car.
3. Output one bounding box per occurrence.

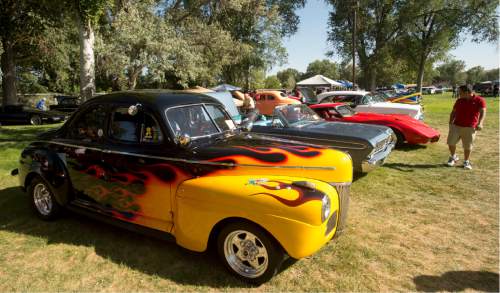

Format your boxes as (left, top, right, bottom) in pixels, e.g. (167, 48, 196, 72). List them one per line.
(422, 86, 437, 94)
(316, 91, 424, 120)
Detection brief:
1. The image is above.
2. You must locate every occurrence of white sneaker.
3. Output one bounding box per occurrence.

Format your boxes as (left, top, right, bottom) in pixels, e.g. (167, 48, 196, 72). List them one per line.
(447, 155, 459, 166)
(463, 160, 472, 170)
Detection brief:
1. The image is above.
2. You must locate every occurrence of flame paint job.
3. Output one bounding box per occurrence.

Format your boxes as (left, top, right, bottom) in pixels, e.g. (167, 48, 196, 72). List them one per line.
(17, 91, 353, 260)
(250, 180, 325, 207)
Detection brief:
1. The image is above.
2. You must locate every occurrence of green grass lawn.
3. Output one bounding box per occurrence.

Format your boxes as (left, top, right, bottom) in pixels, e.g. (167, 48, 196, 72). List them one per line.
(0, 93, 498, 291)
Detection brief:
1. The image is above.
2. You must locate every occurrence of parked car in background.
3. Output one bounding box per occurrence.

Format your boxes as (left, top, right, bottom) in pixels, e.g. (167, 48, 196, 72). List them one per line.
(49, 96, 81, 113)
(474, 81, 495, 96)
(0, 104, 66, 125)
(254, 90, 301, 116)
(317, 91, 424, 120)
(421, 86, 437, 94)
(434, 87, 444, 94)
(13, 91, 352, 283)
(310, 103, 440, 145)
(251, 104, 395, 172)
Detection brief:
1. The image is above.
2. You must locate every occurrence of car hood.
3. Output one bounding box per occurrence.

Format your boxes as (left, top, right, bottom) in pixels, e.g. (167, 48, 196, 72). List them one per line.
(289, 121, 393, 145)
(190, 133, 353, 183)
(371, 102, 421, 112)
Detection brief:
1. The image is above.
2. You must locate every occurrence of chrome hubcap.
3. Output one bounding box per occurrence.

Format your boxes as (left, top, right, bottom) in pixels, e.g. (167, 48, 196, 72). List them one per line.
(224, 230, 268, 278)
(33, 183, 52, 216)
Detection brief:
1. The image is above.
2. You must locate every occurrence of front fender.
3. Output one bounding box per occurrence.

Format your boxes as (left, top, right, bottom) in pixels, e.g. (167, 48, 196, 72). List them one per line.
(19, 144, 71, 205)
(173, 175, 341, 259)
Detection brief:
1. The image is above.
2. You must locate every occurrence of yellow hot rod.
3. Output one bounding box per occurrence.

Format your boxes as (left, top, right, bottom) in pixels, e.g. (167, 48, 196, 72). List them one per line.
(13, 91, 352, 283)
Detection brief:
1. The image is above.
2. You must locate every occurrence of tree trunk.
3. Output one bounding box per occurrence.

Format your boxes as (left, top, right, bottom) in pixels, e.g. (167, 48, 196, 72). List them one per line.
(77, 15, 96, 101)
(128, 68, 140, 90)
(368, 66, 377, 91)
(1, 38, 18, 105)
(416, 53, 426, 93)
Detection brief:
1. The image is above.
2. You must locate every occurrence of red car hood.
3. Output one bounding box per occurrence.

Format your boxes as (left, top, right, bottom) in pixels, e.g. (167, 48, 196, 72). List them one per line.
(344, 112, 439, 137)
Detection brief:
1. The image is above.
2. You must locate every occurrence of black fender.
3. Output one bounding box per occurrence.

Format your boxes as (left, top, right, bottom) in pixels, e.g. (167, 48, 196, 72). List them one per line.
(19, 143, 72, 206)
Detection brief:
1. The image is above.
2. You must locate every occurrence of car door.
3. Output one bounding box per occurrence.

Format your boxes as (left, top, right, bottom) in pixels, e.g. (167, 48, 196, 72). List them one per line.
(52, 103, 109, 203)
(99, 104, 174, 232)
(3, 105, 28, 123)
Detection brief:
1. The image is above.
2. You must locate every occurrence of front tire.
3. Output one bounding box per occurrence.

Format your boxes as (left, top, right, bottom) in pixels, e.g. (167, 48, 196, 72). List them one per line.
(28, 176, 62, 220)
(217, 221, 285, 284)
(393, 129, 405, 146)
(29, 115, 42, 125)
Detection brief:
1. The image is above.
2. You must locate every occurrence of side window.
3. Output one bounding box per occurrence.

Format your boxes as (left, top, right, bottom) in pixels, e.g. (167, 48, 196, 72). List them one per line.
(110, 107, 163, 144)
(166, 105, 218, 138)
(267, 95, 275, 101)
(69, 105, 107, 142)
(204, 104, 236, 131)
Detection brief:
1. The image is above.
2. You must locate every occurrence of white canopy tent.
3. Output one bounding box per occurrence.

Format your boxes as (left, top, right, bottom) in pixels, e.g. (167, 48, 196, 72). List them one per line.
(296, 75, 343, 87)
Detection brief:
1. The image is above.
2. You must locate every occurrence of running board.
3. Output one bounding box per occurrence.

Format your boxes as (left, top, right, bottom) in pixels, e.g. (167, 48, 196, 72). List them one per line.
(67, 201, 175, 243)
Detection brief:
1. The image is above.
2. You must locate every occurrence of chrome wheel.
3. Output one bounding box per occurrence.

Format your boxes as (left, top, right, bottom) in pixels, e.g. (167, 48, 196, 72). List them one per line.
(223, 230, 269, 278)
(30, 115, 42, 125)
(33, 183, 53, 216)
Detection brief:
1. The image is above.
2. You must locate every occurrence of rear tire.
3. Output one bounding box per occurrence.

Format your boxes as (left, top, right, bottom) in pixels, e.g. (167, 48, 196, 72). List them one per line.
(217, 221, 285, 284)
(28, 176, 62, 220)
(30, 115, 42, 125)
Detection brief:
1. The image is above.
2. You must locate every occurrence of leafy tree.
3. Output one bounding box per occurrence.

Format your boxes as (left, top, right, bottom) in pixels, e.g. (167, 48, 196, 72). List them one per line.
(0, 0, 57, 104)
(303, 59, 339, 80)
(466, 66, 486, 85)
(264, 75, 282, 88)
(211, 0, 305, 89)
(435, 59, 466, 85)
(71, 0, 113, 100)
(327, 0, 405, 90)
(276, 68, 301, 89)
(397, 0, 498, 92)
(483, 68, 499, 81)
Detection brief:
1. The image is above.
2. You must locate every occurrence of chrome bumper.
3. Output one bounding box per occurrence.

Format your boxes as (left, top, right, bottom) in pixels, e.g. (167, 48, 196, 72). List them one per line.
(330, 182, 351, 236)
(362, 141, 396, 172)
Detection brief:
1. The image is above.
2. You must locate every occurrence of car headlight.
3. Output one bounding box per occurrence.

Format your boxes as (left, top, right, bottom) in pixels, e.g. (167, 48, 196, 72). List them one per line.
(321, 195, 331, 222)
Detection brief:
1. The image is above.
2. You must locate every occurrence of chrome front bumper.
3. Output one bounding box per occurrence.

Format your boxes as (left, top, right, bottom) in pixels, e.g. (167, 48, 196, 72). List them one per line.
(361, 141, 396, 172)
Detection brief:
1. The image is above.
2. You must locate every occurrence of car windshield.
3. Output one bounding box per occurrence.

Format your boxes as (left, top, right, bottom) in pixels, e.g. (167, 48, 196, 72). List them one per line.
(335, 105, 356, 117)
(276, 105, 322, 125)
(166, 104, 236, 139)
(363, 94, 386, 104)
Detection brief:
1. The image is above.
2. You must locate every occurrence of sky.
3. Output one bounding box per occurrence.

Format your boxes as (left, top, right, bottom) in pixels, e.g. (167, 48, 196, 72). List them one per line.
(268, 0, 499, 75)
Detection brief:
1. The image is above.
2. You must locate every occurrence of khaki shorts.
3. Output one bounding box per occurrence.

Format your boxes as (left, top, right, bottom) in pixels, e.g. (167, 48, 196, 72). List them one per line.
(447, 124, 477, 150)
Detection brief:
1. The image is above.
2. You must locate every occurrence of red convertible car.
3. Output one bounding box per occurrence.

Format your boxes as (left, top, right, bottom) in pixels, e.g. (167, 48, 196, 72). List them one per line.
(310, 103, 440, 145)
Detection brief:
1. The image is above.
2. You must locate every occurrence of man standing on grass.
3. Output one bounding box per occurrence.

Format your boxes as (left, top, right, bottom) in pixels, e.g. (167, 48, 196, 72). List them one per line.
(447, 84, 486, 170)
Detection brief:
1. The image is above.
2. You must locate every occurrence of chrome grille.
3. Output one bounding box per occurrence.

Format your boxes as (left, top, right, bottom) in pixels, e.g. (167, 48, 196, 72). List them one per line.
(330, 182, 350, 234)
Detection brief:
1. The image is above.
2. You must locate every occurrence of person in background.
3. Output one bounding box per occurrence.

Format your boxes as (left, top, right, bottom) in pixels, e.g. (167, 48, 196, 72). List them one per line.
(446, 84, 486, 170)
(452, 84, 459, 99)
(36, 97, 47, 111)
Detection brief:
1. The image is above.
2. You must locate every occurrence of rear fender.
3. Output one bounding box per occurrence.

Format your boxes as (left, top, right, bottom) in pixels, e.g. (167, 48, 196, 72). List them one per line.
(20, 146, 71, 205)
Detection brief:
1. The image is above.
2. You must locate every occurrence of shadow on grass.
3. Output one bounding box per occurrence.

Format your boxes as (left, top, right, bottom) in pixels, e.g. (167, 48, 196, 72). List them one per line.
(414, 271, 499, 292)
(383, 163, 446, 172)
(0, 125, 58, 141)
(395, 144, 428, 152)
(0, 186, 266, 288)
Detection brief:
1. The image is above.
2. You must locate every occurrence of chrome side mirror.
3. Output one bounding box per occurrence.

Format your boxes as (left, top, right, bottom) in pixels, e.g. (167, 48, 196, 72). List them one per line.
(128, 103, 142, 116)
(178, 134, 191, 147)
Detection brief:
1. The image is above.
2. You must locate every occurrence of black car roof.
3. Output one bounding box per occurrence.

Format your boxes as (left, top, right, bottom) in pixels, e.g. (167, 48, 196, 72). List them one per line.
(84, 90, 223, 109)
